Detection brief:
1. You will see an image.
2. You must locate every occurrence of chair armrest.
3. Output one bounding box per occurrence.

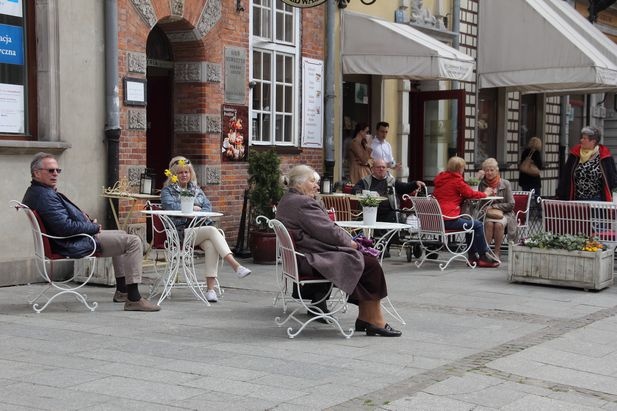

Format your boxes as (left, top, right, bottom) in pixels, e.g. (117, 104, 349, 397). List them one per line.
(40, 232, 98, 258)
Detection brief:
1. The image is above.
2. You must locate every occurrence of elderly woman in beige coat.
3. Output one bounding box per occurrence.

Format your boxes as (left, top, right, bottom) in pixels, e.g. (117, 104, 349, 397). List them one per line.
(477, 158, 516, 259)
(275, 164, 401, 337)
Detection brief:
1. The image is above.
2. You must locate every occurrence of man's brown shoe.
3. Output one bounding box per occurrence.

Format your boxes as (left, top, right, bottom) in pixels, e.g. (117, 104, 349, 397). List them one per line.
(113, 290, 128, 303)
(124, 298, 161, 312)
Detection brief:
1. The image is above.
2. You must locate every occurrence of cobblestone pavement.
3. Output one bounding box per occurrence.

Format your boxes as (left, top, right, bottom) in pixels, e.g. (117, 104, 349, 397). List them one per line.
(0, 254, 616, 410)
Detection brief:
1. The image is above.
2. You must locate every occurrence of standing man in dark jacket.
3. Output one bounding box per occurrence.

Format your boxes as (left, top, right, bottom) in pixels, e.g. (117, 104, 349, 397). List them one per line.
(22, 152, 160, 312)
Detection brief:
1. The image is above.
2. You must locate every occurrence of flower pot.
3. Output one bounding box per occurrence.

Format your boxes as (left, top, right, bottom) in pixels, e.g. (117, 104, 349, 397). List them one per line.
(180, 196, 195, 214)
(249, 230, 277, 264)
(363, 206, 378, 226)
(508, 245, 614, 290)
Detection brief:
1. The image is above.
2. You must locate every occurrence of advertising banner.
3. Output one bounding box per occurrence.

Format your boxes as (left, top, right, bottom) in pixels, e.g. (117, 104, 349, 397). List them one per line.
(0, 23, 23, 65)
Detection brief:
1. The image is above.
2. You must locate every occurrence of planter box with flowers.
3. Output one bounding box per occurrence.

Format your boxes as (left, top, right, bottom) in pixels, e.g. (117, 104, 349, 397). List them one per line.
(508, 233, 613, 290)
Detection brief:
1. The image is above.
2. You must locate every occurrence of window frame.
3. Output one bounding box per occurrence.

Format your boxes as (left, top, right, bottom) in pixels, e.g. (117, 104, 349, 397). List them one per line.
(249, 1, 300, 147)
(0, 2, 37, 141)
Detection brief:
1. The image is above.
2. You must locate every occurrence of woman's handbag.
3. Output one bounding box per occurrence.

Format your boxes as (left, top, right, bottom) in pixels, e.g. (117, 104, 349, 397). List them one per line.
(486, 207, 504, 220)
(519, 151, 540, 177)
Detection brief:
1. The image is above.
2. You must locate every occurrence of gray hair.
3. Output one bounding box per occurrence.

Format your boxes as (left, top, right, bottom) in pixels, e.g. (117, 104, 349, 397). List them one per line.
(30, 152, 56, 177)
(282, 165, 317, 189)
(581, 126, 602, 144)
(482, 157, 499, 170)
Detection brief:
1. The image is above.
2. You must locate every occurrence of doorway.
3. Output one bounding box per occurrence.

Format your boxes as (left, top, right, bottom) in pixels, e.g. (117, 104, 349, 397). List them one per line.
(146, 26, 173, 189)
(409, 90, 465, 182)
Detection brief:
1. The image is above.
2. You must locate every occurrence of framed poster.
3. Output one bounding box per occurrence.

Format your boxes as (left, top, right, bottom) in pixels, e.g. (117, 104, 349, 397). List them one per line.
(123, 77, 146, 106)
(221, 104, 248, 161)
(301, 57, 323, 148)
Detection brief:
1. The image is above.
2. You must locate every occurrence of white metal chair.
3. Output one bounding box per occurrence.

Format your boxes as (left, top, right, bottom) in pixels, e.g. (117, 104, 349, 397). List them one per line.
(541, 199, 617, 251)
(409, 196, 476, 270)
(10, 200, 98, 313)
(512, 189, 534, 240)
(321, 194, 362, 222)
(264, 216, 353, 339)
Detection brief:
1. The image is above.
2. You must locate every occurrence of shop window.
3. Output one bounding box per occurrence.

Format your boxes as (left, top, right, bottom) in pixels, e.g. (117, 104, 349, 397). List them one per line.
(477, 89, 498, 164)
(251, 0, 298, 145)
(519, 94, 538, 147)
(0, 1, 36, 140)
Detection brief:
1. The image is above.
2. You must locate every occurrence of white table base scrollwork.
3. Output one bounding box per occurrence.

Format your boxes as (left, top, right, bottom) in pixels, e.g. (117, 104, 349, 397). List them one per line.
(141, 210, 223, 305)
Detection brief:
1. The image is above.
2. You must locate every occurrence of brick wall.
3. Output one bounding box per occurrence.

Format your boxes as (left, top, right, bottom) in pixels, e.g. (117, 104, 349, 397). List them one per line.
(117, 0, 325, 246)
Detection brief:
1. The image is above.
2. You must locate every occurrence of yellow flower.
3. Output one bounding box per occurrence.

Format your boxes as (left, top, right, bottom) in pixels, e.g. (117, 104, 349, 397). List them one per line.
(164, 169, 172, 177)
(177, 159, 186, 166)
(170, 175, 178, 184)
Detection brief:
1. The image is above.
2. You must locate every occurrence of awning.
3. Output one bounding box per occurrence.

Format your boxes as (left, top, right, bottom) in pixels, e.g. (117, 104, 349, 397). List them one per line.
(341, 11, 475, 81)
(478, 0, 617, 93)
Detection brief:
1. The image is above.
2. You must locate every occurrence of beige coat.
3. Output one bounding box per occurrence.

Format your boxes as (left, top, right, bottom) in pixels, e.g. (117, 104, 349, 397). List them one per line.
(275, 189, 363, 295)
(348, 135, 372, 184)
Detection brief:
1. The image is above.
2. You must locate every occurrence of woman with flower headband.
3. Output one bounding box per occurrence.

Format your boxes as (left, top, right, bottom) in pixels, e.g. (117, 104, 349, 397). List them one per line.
(160, 156, 251, 303)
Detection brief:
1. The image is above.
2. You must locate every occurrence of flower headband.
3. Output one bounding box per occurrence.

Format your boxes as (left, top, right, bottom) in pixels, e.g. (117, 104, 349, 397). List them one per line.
(170, 158, 191, 167)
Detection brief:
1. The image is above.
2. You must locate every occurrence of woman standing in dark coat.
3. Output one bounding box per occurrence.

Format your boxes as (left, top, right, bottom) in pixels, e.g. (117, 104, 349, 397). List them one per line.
(519, 136, 543, 196)
(275, 165, 401, 337)
(556, 126, 617, 201)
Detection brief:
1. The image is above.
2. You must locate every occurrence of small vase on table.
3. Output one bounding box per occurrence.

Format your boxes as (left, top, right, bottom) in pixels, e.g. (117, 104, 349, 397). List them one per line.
(362, 206, 378, 226)
(180, 196, 195, 214)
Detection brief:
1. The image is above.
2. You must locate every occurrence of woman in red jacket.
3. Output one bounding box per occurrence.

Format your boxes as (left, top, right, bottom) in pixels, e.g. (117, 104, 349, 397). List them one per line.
(432, 156, 499, 268)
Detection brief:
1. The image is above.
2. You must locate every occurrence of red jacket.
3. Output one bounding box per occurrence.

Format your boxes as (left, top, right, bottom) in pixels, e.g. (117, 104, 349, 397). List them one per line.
(433, 171, 487, 219)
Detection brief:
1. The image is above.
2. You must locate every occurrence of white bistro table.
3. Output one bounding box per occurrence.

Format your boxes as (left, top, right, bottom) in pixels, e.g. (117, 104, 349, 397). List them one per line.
(335, 221, 413, 264)
(141, 209, 223, 305)
(335, 220, 413, 325)
(466, 196, 504, 263)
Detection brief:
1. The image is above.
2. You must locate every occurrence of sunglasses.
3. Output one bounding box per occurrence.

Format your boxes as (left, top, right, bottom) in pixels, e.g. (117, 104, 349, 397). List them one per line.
(41, 168, 62, 174)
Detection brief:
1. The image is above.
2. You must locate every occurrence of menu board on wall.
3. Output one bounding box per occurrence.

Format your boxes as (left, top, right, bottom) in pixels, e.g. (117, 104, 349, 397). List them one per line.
(221, 104, 248, 162)
(301, 58, 323, 148)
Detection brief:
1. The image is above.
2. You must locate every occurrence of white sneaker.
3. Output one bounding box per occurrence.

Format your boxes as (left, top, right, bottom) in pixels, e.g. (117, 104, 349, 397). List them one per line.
(236, 265, 252, 278)
(205, 289, 218, 303)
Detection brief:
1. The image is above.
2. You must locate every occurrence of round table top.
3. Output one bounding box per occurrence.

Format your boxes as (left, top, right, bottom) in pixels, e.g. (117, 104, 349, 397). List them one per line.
(335, 220, 412, 230)
(141, 210, 223, 218)
(478, 196, 504, 201)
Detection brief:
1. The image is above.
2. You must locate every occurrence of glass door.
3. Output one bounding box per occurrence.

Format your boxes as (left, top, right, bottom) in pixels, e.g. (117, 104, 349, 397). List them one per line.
(409, 90, 465, 182)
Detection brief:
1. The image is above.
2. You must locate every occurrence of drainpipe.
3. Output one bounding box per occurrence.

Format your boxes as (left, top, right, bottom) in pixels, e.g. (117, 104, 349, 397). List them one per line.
(324, 0, 336, 180)
(104, 0, 121, 229)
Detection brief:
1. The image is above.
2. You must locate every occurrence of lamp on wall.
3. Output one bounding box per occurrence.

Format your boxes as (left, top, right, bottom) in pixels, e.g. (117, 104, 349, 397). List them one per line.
(236, 0, 244, 12)
(140, 168, 156, 195)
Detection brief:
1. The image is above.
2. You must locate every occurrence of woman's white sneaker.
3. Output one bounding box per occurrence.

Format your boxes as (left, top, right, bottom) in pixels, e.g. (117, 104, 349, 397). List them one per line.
(205, 289, 218, 302)
(236, 265, 252, 278)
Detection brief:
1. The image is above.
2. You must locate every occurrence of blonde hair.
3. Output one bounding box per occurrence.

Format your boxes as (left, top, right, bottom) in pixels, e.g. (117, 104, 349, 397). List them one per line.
(164, 156, 197, 186)
(446, 156, 466, 172)
(482, 157, 499, 170)
(281, 164, 317, 189)
(528, 137, 542, 151)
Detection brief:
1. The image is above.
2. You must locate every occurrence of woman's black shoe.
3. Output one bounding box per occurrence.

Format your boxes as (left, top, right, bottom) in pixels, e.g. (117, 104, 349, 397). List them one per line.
(355, 318, 370, 331)
(366, 323, 402, 337)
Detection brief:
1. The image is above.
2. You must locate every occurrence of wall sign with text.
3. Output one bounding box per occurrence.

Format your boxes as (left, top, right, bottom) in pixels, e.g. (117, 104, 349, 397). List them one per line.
(281, 0, 327, 8)
(0, 23, 23, 66)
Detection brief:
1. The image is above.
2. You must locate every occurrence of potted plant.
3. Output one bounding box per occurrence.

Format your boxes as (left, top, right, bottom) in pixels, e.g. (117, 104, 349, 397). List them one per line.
(247, 149, 284, 264)
(465, 176, 481, 191)
(508, 233, 614, 290)
(358, 194, 381, 226)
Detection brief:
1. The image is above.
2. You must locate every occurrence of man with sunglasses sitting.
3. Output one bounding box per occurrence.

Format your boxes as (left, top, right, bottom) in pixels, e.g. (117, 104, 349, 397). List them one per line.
(22, 152, 160, 312)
